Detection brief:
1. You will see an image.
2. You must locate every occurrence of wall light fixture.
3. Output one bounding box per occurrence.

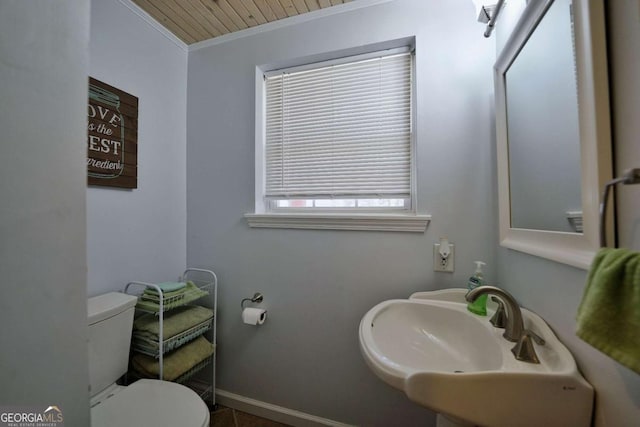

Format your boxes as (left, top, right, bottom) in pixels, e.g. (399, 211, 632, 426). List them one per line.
(471, 0, 506, 38)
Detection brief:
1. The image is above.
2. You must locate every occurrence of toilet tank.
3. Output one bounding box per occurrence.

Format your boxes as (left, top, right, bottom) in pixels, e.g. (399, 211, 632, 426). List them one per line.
(88, 292, 138, 397)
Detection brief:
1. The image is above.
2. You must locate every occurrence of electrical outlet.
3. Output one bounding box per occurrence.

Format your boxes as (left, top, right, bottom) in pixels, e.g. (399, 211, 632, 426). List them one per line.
(434, 242, 455, 272)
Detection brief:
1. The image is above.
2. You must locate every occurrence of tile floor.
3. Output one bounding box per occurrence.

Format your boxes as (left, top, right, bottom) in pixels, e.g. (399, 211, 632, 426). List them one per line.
(210, 405, 291, 427)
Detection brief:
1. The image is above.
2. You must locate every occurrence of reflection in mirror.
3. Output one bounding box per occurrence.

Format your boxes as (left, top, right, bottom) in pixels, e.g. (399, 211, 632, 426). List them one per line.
(506, 0, 582, 233)
(494, 0, 613, 269)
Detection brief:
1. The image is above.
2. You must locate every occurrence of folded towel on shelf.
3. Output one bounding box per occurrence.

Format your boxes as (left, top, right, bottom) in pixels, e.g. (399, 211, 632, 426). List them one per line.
(146, 281, 187, 293)
(136, 281, 208, 312)
(133, 305, 213, 343)
(577, 247, 640, 374)
(133, 332, 202, 354)
(131, 336, 215, 382)
(141, 281, 192, 299)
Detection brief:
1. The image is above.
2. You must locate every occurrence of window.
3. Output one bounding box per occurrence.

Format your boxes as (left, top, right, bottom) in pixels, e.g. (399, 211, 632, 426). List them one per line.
(248, 47, 430, 232)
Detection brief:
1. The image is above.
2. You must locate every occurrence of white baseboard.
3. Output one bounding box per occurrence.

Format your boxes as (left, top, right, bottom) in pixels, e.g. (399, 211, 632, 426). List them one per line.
(215, 389, 356, 427)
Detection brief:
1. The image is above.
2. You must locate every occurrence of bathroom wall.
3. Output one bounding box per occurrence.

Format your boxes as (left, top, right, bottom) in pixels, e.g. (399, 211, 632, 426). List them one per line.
(87, 0, 188, 296)
(609, 1, 640, 251)
(495, 2, 640, 426)
(0, 1, 90, 425)
(187, 1, 495, 425)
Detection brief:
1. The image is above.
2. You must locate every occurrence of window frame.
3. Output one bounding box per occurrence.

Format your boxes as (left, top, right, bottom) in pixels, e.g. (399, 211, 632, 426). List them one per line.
(248, 45, 430, 232)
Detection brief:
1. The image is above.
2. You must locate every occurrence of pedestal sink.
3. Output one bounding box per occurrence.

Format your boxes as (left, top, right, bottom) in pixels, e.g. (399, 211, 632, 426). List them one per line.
(359, 289, 593, 427)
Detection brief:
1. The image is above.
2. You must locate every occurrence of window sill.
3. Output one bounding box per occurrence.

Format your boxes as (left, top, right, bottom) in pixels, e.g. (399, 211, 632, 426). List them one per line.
(244, 213, 431, 232)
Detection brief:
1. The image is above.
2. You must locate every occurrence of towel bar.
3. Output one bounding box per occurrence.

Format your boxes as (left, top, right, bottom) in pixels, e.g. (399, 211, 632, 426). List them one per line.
(599, 168, 640, 247)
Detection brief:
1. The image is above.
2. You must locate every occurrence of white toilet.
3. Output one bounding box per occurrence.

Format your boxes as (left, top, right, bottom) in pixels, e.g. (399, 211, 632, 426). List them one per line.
(88, 292, 210, 427)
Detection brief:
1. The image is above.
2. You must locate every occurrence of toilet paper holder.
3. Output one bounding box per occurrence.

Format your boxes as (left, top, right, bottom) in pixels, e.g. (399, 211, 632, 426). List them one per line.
(241, 292, 264, 309)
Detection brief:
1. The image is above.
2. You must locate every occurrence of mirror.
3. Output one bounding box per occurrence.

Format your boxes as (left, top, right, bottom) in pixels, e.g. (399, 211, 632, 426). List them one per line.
(506, 0, 582, 233)
(495, 0, 612, 268)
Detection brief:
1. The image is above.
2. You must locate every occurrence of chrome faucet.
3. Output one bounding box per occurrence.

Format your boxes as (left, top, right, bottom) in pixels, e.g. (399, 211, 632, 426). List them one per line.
(466, 285, 545, 364)
(466, 285, 524, 341)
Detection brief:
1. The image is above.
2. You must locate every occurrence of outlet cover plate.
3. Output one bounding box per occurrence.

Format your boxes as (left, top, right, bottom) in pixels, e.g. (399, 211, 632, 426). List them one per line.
(434, 243, 455, 272)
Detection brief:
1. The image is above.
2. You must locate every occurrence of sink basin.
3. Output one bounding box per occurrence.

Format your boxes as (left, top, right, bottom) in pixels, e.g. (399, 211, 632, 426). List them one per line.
(359, 289, 593, 427)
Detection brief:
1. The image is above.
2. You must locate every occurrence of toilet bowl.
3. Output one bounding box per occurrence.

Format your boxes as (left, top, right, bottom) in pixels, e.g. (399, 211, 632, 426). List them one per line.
(88, 292, 210, 427)
(91, 380, 209, 427)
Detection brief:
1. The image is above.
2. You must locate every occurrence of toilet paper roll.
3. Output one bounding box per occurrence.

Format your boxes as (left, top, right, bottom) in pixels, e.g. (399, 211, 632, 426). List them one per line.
(242, 307, 267, 325)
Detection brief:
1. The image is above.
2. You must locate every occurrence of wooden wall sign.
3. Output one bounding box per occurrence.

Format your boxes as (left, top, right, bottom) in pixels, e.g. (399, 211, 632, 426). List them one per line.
(87, 77, 138, 188)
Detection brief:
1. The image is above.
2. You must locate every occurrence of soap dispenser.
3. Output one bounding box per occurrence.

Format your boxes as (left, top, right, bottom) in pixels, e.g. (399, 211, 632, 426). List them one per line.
(467, 261, 487, 316)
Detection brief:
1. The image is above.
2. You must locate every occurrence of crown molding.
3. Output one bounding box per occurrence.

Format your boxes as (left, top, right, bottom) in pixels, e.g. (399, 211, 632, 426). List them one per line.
(118, 0, 188, 52)
(189, 0, 396, 52)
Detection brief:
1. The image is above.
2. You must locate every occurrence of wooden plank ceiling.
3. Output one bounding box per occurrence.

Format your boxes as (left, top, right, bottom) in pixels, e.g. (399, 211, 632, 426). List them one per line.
(133, 0, 354, 44)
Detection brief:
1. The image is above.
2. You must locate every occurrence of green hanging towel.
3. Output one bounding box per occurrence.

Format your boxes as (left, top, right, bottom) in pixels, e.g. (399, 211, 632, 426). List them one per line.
(577, 248, 640, 374)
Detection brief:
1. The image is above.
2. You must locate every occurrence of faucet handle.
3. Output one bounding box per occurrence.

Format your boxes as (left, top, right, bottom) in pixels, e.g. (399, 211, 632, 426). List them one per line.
(489, 296, 507, 328)
(524, 329, 545, 346)
(511, 329, 545, 364)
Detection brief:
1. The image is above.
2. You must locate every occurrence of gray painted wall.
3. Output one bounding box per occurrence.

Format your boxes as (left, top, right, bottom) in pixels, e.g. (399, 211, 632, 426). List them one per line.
(495, 1, 640, 426)
(87, 0, 188, 296)
(609, 0, 640, 251)
(0, 1, 90, 424)
(187, 1, 496, 425)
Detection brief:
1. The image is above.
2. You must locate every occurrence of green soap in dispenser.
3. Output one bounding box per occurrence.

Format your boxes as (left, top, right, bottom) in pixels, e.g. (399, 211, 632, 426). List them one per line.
(467, 261, 487, 316)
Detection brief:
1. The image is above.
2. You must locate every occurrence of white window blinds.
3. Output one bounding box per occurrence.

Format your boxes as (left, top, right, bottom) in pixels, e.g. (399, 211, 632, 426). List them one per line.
(264, 51, 413, 199)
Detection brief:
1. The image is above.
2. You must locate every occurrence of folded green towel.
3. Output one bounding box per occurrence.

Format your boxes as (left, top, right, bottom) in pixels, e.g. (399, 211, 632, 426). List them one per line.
(133, 305, 213, 342)
(135, 281, 208, 312)
(133, 332, 204, 354)
(147, 281, 187, 293)
(577, 248, 640, 374)
(141, 281, 192, 299)
(131, 336, 215, 381)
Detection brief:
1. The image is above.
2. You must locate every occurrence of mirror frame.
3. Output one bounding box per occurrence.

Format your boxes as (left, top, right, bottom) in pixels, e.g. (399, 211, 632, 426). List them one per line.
(494, 0, 613, 269)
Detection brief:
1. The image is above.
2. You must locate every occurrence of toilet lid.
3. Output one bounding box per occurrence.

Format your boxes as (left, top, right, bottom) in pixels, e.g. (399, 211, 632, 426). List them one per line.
(91, 380, 209, 427)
